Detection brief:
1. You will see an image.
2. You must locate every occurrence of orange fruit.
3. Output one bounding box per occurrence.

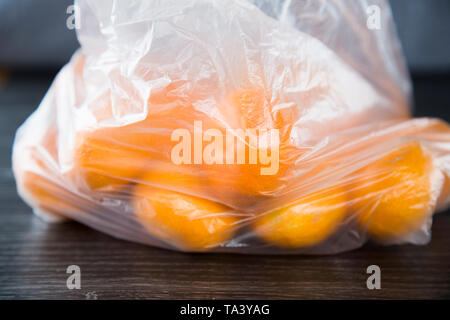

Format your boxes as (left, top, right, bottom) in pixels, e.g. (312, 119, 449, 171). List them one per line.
(132, 172, 238, 251)
(72, 81, 228, 195)
(15, 126, 76, 221)
(204, 86, 298, 207)
(72, 124, 148, 193)
(134, 161, 215, 204)
(20, 170, 79, 221)
(252, 186, 347, 248)
(351, 141, 442, 241)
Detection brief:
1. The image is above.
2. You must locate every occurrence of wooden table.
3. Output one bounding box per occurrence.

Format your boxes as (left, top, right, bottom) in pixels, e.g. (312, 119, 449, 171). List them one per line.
(1, 71, 450, 299)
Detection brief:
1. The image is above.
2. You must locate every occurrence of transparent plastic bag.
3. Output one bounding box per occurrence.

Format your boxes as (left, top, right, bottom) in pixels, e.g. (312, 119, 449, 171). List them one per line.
(12, 0, 450, 254)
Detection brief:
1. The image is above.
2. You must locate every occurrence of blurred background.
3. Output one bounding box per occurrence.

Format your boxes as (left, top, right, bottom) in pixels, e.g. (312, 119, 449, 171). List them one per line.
(0, 0, 448, 135)
(0, 0, 449, 119)
(1, 0, 450, 72)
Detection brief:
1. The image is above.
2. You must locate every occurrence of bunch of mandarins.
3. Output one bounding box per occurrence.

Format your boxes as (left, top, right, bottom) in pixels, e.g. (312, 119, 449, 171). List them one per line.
(16, 80, 450, 253)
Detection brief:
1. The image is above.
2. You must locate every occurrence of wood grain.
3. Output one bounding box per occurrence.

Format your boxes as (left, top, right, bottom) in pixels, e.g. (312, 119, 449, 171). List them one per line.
(1, 73, 450, 300)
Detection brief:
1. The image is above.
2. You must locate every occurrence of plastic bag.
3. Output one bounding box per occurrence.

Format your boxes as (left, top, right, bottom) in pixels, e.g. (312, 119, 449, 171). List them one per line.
(12, 0, 450, 254)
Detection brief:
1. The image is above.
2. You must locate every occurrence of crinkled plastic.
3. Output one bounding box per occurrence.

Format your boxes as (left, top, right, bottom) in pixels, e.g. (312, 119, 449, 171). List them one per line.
(12, 0, 450, 254)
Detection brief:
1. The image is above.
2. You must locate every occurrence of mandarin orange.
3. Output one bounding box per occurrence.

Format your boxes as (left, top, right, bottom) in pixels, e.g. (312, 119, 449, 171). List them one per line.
(352, 142, 442, 241)
(252, 186, 347, 248)
(132, 172, 238, 251)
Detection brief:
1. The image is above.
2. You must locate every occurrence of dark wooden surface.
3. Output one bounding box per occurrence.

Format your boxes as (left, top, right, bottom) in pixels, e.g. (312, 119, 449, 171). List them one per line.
(1, 71, 450, 300)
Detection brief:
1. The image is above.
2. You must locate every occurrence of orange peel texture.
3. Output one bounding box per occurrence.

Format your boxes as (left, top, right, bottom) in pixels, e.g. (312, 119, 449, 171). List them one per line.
(132, 172, 238, 251)
(252, 186, 347, 248)
(352, 142, 441, 241)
